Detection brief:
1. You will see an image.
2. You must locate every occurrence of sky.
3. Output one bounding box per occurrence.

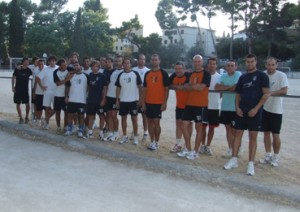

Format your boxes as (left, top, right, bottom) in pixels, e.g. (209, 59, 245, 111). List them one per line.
(3, 0, 300, 37)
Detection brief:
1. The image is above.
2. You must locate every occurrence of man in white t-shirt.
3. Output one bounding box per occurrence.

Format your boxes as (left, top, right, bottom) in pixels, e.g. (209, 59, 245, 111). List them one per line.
(116, 58, 142, 145)
(200, 57, 221, 156)
(29, 57, 40, 122)
(36, 56, 58, 129)
(82, 57, 92, 75)
(259, 57, 288, 167)
(132, 54, 150, 140)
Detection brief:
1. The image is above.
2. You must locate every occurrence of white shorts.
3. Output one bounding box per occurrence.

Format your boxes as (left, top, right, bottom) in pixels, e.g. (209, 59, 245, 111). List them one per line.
(43, 92, 54, 108)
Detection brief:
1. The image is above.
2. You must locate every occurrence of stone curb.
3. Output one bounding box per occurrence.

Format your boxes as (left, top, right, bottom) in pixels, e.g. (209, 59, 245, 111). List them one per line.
(0, 120, 299, 208)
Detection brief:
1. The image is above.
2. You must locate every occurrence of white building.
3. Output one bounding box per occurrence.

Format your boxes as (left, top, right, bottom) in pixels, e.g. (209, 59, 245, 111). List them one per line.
(161, 26, 217, 56)
(112, 28, 143, 56)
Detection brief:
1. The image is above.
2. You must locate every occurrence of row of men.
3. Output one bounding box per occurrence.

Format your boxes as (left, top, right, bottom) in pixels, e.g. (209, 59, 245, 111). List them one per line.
(11, 53, 288, 176)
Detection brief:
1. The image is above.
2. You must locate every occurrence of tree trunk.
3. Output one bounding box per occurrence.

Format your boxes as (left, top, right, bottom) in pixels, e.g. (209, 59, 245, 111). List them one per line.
(194, 13, 203, 52)
(230, 13, 234, 59)
(208, 16, 217, 57)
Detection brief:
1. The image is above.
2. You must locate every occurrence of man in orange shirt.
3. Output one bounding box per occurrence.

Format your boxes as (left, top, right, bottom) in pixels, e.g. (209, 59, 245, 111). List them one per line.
(169, 62, 191, 152)
(177, 55, 211, 160)
(143, 54, 170, 151)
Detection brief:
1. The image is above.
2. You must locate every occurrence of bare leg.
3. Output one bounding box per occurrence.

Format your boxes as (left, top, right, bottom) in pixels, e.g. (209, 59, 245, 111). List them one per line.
(248, 131, 258, 161)
(153, 118, 161, 142)
(121, 115, 127, 136)
(194, 123, 203, 152)
(232, 130, 244, 157)
(182, 120, 192, 150)
(131, 115, 138, 136)
(263, 131, 272, 153)
(272, 133, 281, 154)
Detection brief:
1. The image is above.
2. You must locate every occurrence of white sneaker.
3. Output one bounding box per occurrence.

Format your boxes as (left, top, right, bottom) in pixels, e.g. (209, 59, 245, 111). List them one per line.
(109, 132, 119, 142)
(259, 154, 272, 164)
(147, 142, 158, 151)
(72, 125, 78, 133)
(99, 132, 104, 140)
(78, 131, 83, 138)
(129, 132, 134, 140)
(271, 155, 279, 167)
(43, 123, 49, 130)
(102, 132, 113, 141)
(247, 162, 255, 176)
(199, 145, 206, 154)
(64, 131, 72, 136)
(227, 148, 232, 157)
(119, 136, 129, 144)
(142, 132, 148, 141)
(238, 146, 244, 155)
(177, 148, 189, 158)
(223, 157, 238, 170)
(206, 146, 213, 156)
(186, 150, 199, 160)
(133, 137, 139, 145)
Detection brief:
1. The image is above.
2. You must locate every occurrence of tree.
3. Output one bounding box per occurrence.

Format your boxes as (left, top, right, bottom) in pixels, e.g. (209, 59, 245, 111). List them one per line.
(9, 0, 24, 57)
(71, 8, 85, 57)
(84, 0, 101, 12)
(160, 44, 186, 68)
(155, 0, 183, 43)
(0, 2, 8, 62)
(139, 33, 163, 60)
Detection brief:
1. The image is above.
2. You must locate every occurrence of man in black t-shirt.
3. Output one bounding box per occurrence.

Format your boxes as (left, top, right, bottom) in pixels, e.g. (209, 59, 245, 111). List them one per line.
(11, 58, 32, 124)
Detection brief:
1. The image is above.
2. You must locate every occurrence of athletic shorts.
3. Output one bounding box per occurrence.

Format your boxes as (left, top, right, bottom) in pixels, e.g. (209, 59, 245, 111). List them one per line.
(261, 109, 282, 134)
(35, 94, 44, 111)
(86, 103, 104, 116)
(105, 96, 117, 111)
(203, 109, 220, 127)
(176, 107, 185, 120)
(67, 102, 86, 114)
(138, 105, 145, 114)
(43, 93, 54, 108)
(119, 101, 138, 116)
(182, 105, 208, 124)
(31, 96, 36, 104)
(145, 104, 162, 119)
(233, 109, 262, 131)
(14, 91, 29, 104)
(220, 111, 236, 126)
(54, 96, 66, 111)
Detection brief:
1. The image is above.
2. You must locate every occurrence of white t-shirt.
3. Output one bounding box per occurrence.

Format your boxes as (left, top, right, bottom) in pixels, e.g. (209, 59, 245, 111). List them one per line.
(38, 65, 58, 94)
(132, 66, 150, 83)
(83, 67, 92, 75)
(34, 68, 44, 95)
(68, 73, 88, 104)
(29, 64, 39, 89)
(115, 70, 142, 102)
(107, 69, 123, 98)
(208, 72, 221, 110)
(263, 70, 289, 114)
(54, 69, 69, 97)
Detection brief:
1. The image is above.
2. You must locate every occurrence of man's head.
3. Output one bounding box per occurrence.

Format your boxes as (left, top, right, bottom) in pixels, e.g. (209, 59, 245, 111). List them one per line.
(207, 57, 217, 74)
(115, 55, 123, 69)
(174, 62, 185, 77)
(69, 52, 79, 64)
(99, 57, 106, 68)
(91, 60, 100, 73)
(226, 60, 237, 75)
(193, 55, 203, 72)
(266, 57, 277, 74)
(47, 55, 57, 67)
(123, 58, 132, 71)
(32, 56, 39, 66)
(82, 57, 90, 69)
(73, 61, 81, 73)
(21, 58, 29, 67)
(151, 54, 160, 69)
(57, 59, 67, 71)
(245, 53, 257, 72)
(38, 59, 45, 70)
(105, 57, 114, 70)
(137, 54, 146, 68)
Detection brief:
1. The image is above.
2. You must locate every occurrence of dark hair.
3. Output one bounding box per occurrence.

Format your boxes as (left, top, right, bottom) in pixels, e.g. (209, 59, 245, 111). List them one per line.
(151, 54, 160, 60)
(106, 57, 113, 63)
(207, 56, 217, 64)
(175, 61, 185, 68)
(123, 57, 132, 64)
(47, 55, 57, 62)
(227, 59, 236, 65)
(32, 56, 39, 63)
(246, 53, 257, 60)
(90, 60, 100, 67)
(38, 59, 44, 63)
(57, 59, 66, 66)
(21, 57, 29, 63)
(82, 56, 90, 62)
(69, 52, 79, 58)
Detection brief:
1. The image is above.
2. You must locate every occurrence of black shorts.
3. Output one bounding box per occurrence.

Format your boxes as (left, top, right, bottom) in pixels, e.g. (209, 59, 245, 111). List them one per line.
(220, 111, 236, 126)
(14, 91, 29, 104)
(145, 104, 162, 119)
(67, 102, 86, 114)
(119, 101, 138, 116)
(54, 96, 66, 111)
(105, 96, 117, 111)
(138, 105, 145, 114)
(261, 109, 282, 134)
(233, 109, 262, 131)
(203, 109, 219, 127)
(31, 96, 36, 104)
(86, 103, 105, 115)
(182, 106, 208, 124)
(35, 94, 44, 111)
(176, 107, 185, 120)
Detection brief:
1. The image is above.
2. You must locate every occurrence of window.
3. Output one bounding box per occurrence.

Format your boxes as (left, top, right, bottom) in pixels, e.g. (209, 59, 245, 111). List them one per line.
(181, 30, 184, 34)
(120, 47, 123, 50)
(164, 40, 168, 45)
(174, 39, 177, 44)
(116, 46, 118, 50)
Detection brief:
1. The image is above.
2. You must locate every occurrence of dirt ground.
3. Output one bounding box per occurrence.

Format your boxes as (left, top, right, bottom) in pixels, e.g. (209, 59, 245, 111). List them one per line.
(1, 72, 300, 190)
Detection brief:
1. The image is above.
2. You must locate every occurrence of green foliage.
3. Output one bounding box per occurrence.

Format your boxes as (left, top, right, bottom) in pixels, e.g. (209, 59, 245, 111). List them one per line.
(139, 33, 163, 60)
(0, 2, 9, 62)
(160, 44, 186, 68)
(71, 8, 85, 57)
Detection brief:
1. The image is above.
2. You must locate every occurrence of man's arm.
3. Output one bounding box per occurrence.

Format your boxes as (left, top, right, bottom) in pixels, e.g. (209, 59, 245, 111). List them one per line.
(248, 87, 270, 117)
(11, 76, 16, 93)
(235, 93, 243, 117)
(161, 87, 169, 111)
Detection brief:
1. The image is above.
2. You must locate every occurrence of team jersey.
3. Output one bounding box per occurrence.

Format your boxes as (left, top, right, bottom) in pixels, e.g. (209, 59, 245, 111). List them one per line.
(83, 68, 92, 75)
(115, 70, 142, 102)
(38, 65, 58, 94)
(185, 70, 211, 107)
(208, 72, 221, 110)
(132, 66, 150, 83)
(235, 70, 269, 113)
(263, 70, 288, 114)
(218, 71, 241, 111)
(53, 69, 69, 97)
(107, 69, 123, 98)
(13, 68, 32, 92)
(34, 68, 44, 95)
(87, 72, 108, 104)
(169, 72, 189, 109)
(143, 69, 170, 104)
(66, 72, 89, 104)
